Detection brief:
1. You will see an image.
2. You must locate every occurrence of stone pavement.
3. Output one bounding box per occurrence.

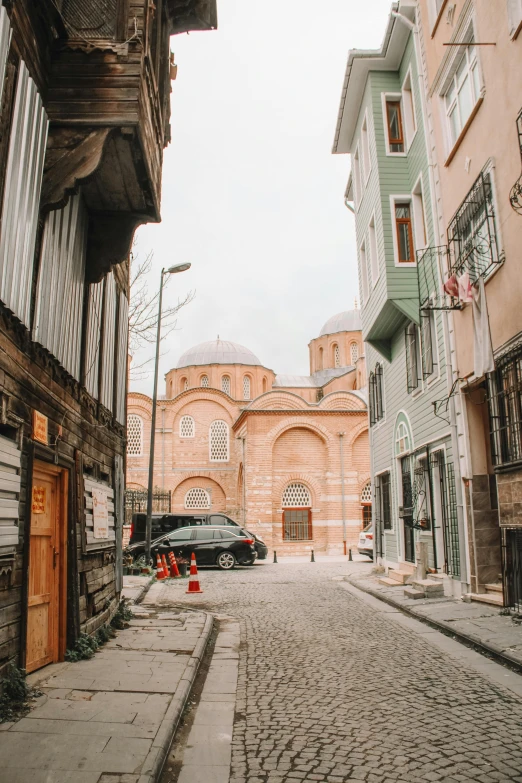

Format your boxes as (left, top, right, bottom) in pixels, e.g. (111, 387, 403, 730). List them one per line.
(153, 559, 522, 783)
(347, 568, 522, 668)
(122, 574, 154, 605)
(0, 594, 211, 783)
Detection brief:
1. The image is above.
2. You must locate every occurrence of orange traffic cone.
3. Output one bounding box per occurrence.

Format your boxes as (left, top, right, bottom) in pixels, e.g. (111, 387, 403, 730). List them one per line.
(161, 554, 169, 579)
(186, 552, 202, 594)
(168, 551, 180, 578)
(156, 553, 165, 580)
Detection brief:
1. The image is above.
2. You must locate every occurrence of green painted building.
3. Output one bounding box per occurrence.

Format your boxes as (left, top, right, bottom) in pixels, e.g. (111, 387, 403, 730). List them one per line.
(333, 2, 466, 592)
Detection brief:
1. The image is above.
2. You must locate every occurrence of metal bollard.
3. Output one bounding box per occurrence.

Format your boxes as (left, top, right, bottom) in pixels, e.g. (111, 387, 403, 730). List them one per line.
(273, 550, 278, 563)
(348, 548, 353, 561)
(310, 549, 315, 563)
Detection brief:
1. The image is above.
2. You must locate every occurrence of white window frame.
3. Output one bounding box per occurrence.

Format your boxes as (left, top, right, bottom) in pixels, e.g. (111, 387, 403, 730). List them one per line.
(395, 421, 411, 457)
(381, 92, 407, 157)
(333, 343, 341, 368)
(412, 174, 428, 252)
(441, 35, 484, 155)
(359, 238, 369, 303)
(126, 414, 143, 456)
(390, 195, 417, 267)
(179, 415, 195, 439)
(361, 110, 372, 186)
(221, 375, 231, 395)
(243, 375, 251, 401)
(401, 67, 417, 148)
(368, 213, 379, 286)
(350, 342, 359, 365)
(184, 488, 211, 510)
(352, 144, 362, 210)
(209, 419, 230, 462)
(201, 374, 209, 388)
(507, 0, 522, 38)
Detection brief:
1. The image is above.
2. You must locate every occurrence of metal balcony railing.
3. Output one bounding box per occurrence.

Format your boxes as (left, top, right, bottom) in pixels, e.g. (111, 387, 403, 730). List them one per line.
(510, 108, 522, 215)
(417, 244, 461, 310)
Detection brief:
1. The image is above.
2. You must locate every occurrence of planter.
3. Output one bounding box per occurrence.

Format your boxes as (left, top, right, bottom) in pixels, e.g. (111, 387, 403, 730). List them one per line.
(178, 563, 188, 577)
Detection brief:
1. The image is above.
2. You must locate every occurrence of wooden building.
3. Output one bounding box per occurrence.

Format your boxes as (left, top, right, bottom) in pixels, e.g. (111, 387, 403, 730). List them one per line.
(0, 0, 216, 674)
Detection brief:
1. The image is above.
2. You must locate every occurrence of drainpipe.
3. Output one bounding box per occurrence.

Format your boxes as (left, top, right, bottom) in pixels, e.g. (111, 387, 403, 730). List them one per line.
(339, 433, 347, 555)
(392, 6, 470, 589)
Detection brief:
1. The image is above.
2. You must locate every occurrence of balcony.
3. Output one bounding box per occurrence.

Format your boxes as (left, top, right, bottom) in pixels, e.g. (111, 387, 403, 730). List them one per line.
(510, 108, 522, 215)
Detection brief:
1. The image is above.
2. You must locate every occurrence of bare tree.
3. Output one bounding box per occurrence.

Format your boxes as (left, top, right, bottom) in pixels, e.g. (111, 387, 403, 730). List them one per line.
(129, 250, 195, 379)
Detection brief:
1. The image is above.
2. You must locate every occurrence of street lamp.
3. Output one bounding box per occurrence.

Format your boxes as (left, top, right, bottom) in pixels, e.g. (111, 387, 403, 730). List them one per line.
(145, 262, 191, 562)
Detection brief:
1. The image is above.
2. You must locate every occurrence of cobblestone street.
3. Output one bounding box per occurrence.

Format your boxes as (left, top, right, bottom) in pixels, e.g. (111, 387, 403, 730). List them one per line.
(156, 560, 522, 783)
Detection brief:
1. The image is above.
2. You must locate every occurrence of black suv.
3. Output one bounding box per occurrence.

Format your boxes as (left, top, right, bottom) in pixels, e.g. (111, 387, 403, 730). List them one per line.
(129, 512, 268, 560)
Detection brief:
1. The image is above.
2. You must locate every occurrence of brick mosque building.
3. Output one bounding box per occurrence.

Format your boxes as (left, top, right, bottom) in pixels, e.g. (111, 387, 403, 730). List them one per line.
(126, 310, 371, 555)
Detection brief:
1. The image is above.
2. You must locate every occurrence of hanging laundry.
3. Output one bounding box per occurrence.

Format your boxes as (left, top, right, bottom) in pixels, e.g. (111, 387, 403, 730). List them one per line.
(443, 274, 459, 298)
(458, 272, 473, 303)
(472, 277, 495, 377)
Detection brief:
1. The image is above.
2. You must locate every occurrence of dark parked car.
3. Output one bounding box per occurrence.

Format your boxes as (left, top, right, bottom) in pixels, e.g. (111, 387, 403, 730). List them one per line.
(143, 525, 257, 570)
(129, 512, 268, 561)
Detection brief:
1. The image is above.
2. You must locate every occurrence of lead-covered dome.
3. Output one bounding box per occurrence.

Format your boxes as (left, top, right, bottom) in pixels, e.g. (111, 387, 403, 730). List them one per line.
(319, 310, 362, 337)
(176, 339, 262, 369)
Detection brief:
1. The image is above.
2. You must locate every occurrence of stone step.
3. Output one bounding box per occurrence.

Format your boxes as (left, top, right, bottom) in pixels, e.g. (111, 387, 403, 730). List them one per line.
(388, 569, 414, 585)
(378, 577, 404, 587)
(403, 587, 425, 600)
(410, 579, 444, 595)
(485, 582, 503, 594)
(467, 592, 504, 607)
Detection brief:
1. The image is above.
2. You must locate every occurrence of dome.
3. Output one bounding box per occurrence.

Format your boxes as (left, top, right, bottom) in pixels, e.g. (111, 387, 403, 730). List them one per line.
(319, 310, 362, 337)
(176, 339, 262, 369)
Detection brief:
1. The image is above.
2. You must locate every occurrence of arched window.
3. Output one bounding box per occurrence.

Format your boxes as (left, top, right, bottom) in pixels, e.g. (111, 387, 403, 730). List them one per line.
(221, 375, 231, 395)
(351, 342, 359, 365)
(361, 480, 372, 528)
(243, 376, 251, 400)
(209, 420, 229, 461)
(201, 375, 209, 388)
(185, 488, 211, 509)
(395, 421, 411, 455)
(179, 415, 195, 438)
(181, 377, 188, 392)
(127, 414, 143, 456)
(282, 483, 312, 541)
(262, 377, 267, 393)
(333, 343, 340, 368)
(318, 347, 323, 370)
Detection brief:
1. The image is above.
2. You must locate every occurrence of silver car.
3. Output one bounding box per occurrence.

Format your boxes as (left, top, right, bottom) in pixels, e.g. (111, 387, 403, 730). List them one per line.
(357, 524, 374, 560)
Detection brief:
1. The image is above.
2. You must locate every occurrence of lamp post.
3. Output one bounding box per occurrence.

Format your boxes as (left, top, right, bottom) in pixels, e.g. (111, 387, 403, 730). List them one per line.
(145, 262, 191, 562)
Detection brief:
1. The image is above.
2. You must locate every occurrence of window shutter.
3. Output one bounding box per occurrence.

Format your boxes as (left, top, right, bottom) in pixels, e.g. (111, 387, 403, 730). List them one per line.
(375, 364, 384, 420)
(369, 372, 376, 426)
(421, 312, 434, 379)
(405, 324, 418, 392)
(382, 472, 392, 530)
(0, 435, 21, 550)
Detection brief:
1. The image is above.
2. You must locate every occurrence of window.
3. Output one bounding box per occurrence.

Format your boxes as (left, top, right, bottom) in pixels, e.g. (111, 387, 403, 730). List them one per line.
(127, 414, 143, 455)
(209, 420, 229, 461)
(487, 344, 522, 468)
(352, 146, 362, 208)
(282, 483, 312, 541)
(412, 181, 427, 251)
(385, 99, 404, 153)
(414, 457, 432, 531)
(169, 528, 194, 541)
(184, 488, 211, 509)
(243, 376, 251, 400)
(351, 342, 359, 365)
(262, 377, 267, 393)
(210, 514, 231, 526)
(405, 322, 420, 392)
(395, 421, 411, 455)
(369, 364, 384, 426)
(222, 375, 231, 395)
(395, 203, 415, 263)
(361, 480, 372, 526)
(401, 70, 416, 145)
(333, 344, 341, 368)
(421, 311, 436, 379)
(361, 113, 371, 183)
(360, 241, 369, 302)
(368, 217, 379, 284)
(201, 375, 209, 388)
(194, 528, 214, 540)
(375, 472, 392, 533)
(181, 377, 188, 392)
(444, 43, 481, 148)
(180, 415, 195, 438)
(318, 347, 324, 370)
(507, 0, 522, 38)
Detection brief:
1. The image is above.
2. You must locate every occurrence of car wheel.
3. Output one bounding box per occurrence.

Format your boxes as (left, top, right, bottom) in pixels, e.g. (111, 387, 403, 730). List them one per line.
(216, 551, 236, 570)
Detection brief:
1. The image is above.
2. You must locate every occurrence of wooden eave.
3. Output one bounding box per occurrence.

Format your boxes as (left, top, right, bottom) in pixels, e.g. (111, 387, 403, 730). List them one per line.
(167, 0, 218, 34)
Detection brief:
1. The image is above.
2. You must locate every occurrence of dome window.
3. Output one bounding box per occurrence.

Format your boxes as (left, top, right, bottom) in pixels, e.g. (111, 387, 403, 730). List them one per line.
(351, 342, 359, 365)
(318, 347, 324, 370)
(185, 488, 211, 509)
(210, 420, 229, 462)
(222, 375, 231, 395)
(333, 344, 340, 368)
(201, 375, 209, 388)
(180, 415, 195, 438)
(180, 377, 188, 392)
(127, 414, 143, 456)
(243, 376, 251, 400)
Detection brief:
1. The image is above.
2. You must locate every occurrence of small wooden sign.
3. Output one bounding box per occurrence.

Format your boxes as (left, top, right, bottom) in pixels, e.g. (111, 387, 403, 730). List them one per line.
(92, 487, 109, 539)
(32, 486, 46, 514)
(32, 410, 48, 445)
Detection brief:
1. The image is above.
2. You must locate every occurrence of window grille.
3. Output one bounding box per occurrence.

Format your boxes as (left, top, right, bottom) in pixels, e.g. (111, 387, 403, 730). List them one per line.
(351, 342, 359, 365)
(201, 375, 209, 388)
(243, 376, 251, 400)
(405, 322, 420, 393)
(361, 481, 372, 504)
(448, 171, 503, 282)
(181, 378, 189, 392)
(222, 376, 231, 395)
(510, 107, 522, 214)
(487, 342, 522, 469)
(501, 527, 522, 610)
(127, 414, 143, 455)
(209, 420, 229, 461)
(374, 472, 391, 559)
(430, 451, 460, 577)
(185, 488, 211, 509)
(333, 344, 340, 368)
(362, 505, 372, 527)
(421, 311, 435, 379)
(282, 483, 311, 507)
(369, 365, 384, 426)
(179, 415, 195, 438)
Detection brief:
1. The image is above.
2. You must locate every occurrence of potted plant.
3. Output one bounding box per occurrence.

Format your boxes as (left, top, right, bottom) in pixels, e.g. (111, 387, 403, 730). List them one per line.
(176, 556, 190, 577)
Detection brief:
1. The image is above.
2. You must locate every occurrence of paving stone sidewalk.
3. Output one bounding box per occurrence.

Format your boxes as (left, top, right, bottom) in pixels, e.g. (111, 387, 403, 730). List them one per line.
(0, 583, 212, 783)
(347, 569, 522, 667)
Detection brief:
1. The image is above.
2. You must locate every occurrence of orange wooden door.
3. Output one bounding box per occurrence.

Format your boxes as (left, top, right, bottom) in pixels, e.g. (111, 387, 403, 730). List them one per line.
(26, 466, 61, 673)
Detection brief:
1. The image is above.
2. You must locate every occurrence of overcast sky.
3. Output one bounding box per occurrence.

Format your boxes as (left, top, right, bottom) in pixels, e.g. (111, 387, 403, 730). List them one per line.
(131, 0, 392, 394)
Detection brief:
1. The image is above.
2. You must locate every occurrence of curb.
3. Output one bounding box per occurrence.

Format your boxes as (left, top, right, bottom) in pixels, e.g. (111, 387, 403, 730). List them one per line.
(138, 611, 214, 783)
(346, 576, 522, 674)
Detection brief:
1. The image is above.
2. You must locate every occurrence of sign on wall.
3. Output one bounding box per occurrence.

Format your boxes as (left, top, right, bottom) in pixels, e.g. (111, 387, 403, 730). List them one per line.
(92, 486, 109, 539)
(32, 410, 48, 445)
(31, 486, 46, 515)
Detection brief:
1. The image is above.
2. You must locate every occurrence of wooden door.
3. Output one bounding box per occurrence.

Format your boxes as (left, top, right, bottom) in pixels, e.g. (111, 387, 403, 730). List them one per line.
(26, 463, 67, 673)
